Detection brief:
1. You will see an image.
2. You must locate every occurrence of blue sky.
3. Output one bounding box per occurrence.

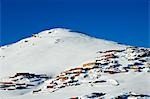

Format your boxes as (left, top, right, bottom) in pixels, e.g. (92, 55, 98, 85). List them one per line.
(1, 0, 149, 47)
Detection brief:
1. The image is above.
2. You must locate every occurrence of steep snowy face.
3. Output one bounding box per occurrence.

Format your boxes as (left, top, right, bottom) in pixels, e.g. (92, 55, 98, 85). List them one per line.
(0, 28, 125, 77)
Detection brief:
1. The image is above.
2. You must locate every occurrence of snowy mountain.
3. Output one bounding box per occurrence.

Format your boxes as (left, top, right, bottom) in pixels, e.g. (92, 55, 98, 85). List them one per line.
(0, 28, 125, 77)
(0, 28, 150, 99)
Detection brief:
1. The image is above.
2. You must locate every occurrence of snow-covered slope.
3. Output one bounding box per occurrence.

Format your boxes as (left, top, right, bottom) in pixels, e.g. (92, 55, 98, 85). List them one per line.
(0, 28, 125, 77)
(0, 28, 149, 99)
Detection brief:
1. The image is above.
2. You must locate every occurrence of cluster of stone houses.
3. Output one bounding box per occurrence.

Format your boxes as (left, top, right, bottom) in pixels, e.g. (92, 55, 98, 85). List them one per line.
(43, 47, 150, 92)
(0, 73, 49, 91)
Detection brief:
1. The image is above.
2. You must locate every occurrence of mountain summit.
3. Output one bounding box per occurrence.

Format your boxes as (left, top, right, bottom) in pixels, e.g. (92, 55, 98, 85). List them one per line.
(0, 28, 125, 77)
